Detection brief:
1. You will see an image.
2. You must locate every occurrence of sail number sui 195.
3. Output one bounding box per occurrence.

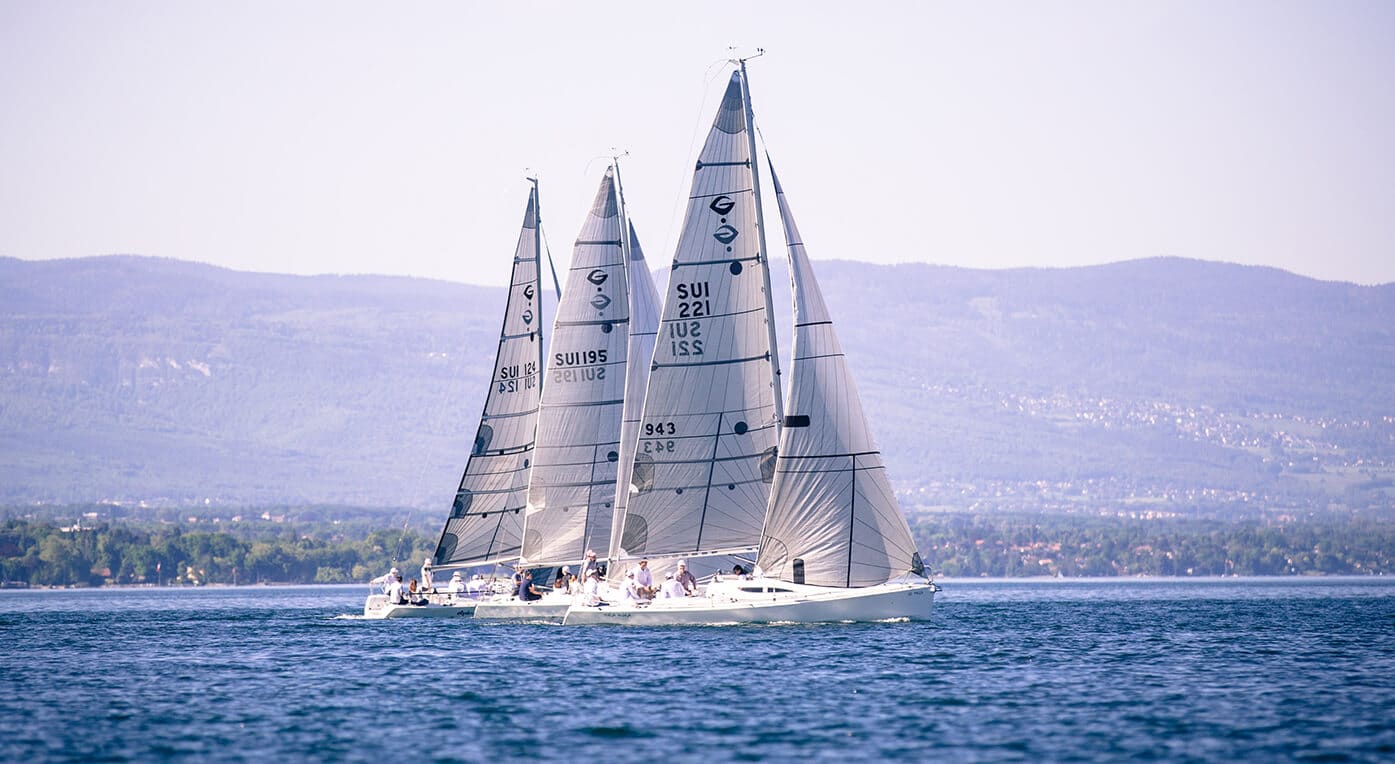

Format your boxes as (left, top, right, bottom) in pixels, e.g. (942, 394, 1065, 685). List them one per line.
(552, 349, 607, 383)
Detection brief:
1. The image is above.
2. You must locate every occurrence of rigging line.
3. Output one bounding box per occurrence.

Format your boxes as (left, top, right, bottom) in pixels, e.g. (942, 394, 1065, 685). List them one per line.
(661, 61, 738, 265)
(540, 223, 563, 301)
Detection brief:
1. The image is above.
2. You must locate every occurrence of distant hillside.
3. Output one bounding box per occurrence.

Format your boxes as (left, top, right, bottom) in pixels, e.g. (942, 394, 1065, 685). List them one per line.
(2, 255, 1392, 516)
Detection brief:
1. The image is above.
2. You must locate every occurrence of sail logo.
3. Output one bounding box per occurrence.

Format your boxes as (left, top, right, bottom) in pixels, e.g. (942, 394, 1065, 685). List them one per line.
(709, 196, 735, 215)
(712, 224, 739, 245)
(524, 284, 535, 300)
(590, 294, 613, 311)
(587, 269, 609, 286)
(522, 309, 534, 325)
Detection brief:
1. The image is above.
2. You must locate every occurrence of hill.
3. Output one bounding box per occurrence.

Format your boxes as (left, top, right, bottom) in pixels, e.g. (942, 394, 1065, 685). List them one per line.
(2, 255, 1392, 517)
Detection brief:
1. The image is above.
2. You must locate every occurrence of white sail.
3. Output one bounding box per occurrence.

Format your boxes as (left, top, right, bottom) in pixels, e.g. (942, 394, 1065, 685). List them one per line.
(433, 186, 545, 569)
(617, 72, 781, 561)
(608, 219, 661, 562)
(757, 166, 925, 587)
(519, 170, 631, 568)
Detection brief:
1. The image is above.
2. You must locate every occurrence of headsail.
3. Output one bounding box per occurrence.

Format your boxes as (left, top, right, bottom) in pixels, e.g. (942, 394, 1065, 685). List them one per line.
(607, 218, 661, 562)
(757, 165, 925, 587)
(433, 185, 545, 569)
(519, 170, 631, 568)
(617, 71, 782, 561)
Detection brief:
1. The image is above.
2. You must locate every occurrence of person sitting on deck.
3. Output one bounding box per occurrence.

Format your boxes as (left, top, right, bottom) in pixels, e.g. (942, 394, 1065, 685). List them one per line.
(447, 572, 465, 593)
(386, 573, 405, 604)
(675, 561, 697, 595)
(582, 569, 606, 606)
(517, 570, 542, 602)
(661, 572, 686, 599)
(620, 571, 642, 604)
(633, 559, 656, 599)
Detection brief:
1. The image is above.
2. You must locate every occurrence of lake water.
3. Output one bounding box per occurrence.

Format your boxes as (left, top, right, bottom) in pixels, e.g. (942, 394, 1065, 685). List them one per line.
(3, 578, 1393, 762)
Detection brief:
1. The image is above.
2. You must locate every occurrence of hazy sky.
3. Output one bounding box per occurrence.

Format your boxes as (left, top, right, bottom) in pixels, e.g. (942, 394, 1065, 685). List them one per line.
(2, 1, 1392, 287)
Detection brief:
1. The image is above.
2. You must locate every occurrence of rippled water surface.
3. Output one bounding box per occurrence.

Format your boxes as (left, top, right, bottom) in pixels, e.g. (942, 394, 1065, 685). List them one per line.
(3, 578, 1393, 762)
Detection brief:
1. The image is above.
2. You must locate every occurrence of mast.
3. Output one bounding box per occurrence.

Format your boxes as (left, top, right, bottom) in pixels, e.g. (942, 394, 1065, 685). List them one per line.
(609, 154, 634, 566)
(736, 53, 784, 430)
(529, 175, 546, 396)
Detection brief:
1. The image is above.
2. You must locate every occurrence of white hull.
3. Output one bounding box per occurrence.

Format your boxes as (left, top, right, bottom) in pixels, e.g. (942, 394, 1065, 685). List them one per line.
(563, 577, 937, 626)
(472, 592, 573, 622)
(363, 593, 477, 620)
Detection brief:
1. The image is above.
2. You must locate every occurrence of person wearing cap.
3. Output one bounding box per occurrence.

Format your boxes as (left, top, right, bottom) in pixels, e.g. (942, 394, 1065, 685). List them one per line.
(373, 566, 401, 595)
(581, 567, 606, 606)
(447, 571, 465, 594)
(420, 558, 434, 593)
(580, 549, 601, 582)
(675, 561, 697, 595)
(620, 570, 642, 604)
(661, 571, 686, 599)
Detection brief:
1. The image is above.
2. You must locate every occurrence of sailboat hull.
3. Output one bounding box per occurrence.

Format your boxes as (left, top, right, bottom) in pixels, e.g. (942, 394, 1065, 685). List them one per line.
(562, 578, 937, 626)
(363, 593, 477, 620)
(472, 593, 574, 622)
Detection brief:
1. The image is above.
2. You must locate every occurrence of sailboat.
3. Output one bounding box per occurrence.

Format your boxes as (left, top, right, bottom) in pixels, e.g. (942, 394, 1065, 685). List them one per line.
(473, 165, 661, 621)
(564, 62, 937, 625)
(365, 181, 547, 619)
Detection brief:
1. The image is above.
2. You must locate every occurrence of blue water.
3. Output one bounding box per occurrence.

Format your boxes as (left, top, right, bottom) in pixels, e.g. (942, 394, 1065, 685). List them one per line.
(3, 578, 1393, 762)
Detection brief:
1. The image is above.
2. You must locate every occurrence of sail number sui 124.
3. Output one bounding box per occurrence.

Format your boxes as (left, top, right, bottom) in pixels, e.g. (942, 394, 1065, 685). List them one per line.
(497, 361, 538, 394)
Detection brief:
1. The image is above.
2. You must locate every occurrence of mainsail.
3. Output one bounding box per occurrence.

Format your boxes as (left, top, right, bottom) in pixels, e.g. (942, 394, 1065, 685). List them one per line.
(757, 166, 924, 587)
(433, 185, 545, 569)
(617, 71, 782, 560)
(519, 170, 633, 568)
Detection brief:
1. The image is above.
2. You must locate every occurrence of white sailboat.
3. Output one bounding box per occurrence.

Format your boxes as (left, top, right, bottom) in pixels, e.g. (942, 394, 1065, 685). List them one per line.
(565, 62, 937, 625)
(474, 165, 661, 621)
(366, 181, 547, 619)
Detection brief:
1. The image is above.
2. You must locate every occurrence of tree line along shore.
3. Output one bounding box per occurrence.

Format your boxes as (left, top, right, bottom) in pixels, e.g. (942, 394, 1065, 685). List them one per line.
(3, 510, 1392, 587)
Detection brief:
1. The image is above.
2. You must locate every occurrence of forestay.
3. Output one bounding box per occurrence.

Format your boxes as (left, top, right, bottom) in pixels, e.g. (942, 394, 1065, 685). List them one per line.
(757, 167, 924, 587)
(520, 170, 632, 568)
(433, 188, 545, 569)
(618, 72, 781, 561)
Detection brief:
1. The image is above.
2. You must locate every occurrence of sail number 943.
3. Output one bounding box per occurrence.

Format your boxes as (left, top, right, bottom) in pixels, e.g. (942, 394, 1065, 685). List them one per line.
(642, 421, 678, 453)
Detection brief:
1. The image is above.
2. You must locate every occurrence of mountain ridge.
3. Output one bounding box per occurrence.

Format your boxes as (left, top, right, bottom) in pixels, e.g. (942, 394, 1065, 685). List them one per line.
(2, 254, 1392, 514)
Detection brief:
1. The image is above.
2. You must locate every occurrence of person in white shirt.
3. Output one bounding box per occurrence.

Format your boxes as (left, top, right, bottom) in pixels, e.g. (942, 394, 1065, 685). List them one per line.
(447, 572, 465, 593)
(633, 559, 655, 598)
(373, 566, 400, 594)
(582, 569, 606, 606)
(661, 572, 686, 599)
(385, 573, 405, 604)
(420, 558, 434, 592)
(620, 571, 642, 604)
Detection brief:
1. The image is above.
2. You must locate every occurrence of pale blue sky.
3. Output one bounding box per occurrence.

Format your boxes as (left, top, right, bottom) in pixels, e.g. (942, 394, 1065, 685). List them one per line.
(2, 1, 1391, 287)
